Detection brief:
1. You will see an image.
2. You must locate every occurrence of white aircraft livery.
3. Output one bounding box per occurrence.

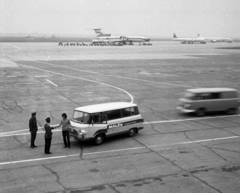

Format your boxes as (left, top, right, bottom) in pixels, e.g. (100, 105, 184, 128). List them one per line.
(203, 37, 233, 43)
(173, 33, 207, 44)
(92, 29, 150, 45)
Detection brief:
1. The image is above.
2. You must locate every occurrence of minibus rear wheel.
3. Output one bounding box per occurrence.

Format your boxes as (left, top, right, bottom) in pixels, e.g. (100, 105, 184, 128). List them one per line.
(94, 134, 105, 145)
(226, 108, 237, 115)
(128, 128, 136, 137)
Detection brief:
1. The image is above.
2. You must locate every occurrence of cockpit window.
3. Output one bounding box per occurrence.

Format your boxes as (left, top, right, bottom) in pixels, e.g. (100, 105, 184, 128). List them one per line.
(72, 111, 90, 124)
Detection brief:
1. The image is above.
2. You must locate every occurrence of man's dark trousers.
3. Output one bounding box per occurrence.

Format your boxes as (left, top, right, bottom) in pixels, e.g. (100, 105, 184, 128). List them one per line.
(31, 131, 37, 147)
(62, 130, 70, 147)
(45, 138, 52, 153)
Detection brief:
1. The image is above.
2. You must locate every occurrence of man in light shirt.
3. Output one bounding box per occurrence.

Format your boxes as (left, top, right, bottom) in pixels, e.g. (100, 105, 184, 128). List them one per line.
(59, 113, 71, 148)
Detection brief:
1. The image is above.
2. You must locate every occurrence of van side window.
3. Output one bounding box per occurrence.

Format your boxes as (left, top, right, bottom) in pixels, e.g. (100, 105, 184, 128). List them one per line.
(211, 93, 221, 99)
(134, 107, 139, 115)
(122, 107, 135, 117)
(195, 93, 221, 100)
(222, 92, 235, 98)
(107, 110, 122, 120)
(91, 114, 107, 124)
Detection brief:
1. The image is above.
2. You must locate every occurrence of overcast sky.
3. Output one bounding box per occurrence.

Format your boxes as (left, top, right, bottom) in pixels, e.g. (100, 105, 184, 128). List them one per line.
(1, 0, 240, 37)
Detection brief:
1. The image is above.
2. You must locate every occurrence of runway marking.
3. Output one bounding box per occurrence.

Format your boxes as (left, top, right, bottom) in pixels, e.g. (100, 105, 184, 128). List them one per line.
(46, 55, 50, 62)
(0, 125, 60, 137)
(0, 135, 238, 166)
(0, 114, 239, 137)
(139, 71, 177, 77)
(0, 129, 30, 135)
(0, 59, 17, 64)
(4, 43, 21, 50)
(143, 114, 240, 124)
(46, 79, 58, 87)
(17, 63, 134, 103)
(34, 75, 52, 78)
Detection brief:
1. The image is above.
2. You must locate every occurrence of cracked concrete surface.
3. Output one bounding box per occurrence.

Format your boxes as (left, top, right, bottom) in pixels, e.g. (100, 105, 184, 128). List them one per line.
(0, 42, 240, 192)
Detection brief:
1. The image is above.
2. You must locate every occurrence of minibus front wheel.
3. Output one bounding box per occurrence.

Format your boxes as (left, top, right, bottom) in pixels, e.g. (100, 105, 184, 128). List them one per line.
(195, 108, 206, 116)
(94, 134, 105, 145)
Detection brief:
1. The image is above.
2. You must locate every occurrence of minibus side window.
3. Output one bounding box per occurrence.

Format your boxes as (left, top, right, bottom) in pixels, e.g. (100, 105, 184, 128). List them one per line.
(211, 93, 221, 99)
(222, 92, 235, 98)
(134, 107, 139, 115)
(122, 107, 135, 117)
(107, 110, 122, 120)
(90, 113, 107, 124)
(196, 93, 210, 100)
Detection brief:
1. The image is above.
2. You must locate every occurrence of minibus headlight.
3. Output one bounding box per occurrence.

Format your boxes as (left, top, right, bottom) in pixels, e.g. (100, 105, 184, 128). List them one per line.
(79, 130, 87, 136)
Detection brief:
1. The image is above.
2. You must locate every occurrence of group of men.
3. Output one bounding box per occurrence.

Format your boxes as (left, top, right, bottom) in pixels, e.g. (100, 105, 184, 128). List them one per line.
(29, 112, 71, 154)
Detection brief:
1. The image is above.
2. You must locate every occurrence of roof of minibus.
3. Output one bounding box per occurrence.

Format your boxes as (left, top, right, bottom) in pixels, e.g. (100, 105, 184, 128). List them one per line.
(74, 102, 137, 113)
(186, 88, 238, 93)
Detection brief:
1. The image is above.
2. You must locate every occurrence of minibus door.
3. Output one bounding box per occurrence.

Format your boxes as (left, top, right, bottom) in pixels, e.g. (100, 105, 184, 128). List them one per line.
(88, 115, 107, 137)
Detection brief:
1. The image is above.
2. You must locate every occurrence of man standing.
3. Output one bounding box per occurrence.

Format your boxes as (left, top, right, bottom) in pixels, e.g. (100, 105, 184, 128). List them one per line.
(44, 117, 56, 154)
(59, 113, 71, 148)
(29, 112, 38, 148)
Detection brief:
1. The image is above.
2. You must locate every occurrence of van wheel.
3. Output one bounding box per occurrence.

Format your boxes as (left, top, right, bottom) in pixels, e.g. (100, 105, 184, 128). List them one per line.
(196, 108, 206, 116)
(128, 128, 136, 137)
(226, 108, 236, 115)
(94, 134, 105, 145)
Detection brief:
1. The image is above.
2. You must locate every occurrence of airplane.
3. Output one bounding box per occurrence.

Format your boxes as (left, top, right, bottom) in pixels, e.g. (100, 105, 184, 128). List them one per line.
(91, 36, 125, 46)
(91, 29, 126, 45)
(92, 29, 150, 45)
(202, 36, 233, 43)
(124, 36, 150, 45)
(173, 33, 207, 44)
(25, 34, 34, 39)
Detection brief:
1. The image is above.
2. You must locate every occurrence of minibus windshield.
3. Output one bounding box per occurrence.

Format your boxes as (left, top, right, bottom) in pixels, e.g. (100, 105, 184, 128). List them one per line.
(72, 111, 90, 124)
(184, 92, 196, 100)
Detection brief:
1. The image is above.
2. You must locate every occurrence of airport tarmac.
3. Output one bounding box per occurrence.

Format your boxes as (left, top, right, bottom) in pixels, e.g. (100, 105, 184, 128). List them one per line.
(0, 41, 240, 193)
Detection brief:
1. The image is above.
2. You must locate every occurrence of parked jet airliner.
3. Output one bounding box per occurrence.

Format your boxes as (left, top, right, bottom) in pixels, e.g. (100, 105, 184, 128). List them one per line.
(203, 37, 233, 43)
(173, 33, 233, 44)
(92, 29, 150, 45)
(173, 33, 207, 44)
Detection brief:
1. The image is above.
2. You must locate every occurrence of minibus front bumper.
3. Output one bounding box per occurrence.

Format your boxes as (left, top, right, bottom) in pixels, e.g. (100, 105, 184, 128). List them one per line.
(69, 127, 90, 141)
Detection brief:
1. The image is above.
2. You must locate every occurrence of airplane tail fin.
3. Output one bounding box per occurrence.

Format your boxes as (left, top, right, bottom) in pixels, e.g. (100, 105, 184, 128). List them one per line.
(173, 33, 177, 38)
(92, 28, 111, 37)
(93, 28, 103, 35)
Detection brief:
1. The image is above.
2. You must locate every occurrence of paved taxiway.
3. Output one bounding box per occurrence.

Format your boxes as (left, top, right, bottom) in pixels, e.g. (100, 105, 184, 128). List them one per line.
(0, 42, 240, 193)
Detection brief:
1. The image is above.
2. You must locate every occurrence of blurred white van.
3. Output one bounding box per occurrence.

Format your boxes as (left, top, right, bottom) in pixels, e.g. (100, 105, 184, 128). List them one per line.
(68, 102, 144, 145)
(177, 88, 239, 116)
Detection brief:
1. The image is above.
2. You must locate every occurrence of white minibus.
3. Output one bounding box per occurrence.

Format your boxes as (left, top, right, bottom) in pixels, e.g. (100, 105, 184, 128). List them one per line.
(68, 102, 144, 145)
(177, 88, 239, 116)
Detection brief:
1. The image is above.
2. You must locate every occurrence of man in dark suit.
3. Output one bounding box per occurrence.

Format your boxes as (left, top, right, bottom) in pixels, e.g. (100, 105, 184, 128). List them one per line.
(44, 117, 56, 154)
(29, 112, 38, 148)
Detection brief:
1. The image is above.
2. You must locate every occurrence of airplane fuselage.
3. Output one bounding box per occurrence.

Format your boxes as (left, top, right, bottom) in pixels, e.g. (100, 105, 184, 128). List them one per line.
(205, 37, 233, 43)
(125, 36, 150, 43)
(92, 36, 125, 45)
(173, 37, 207, 44)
